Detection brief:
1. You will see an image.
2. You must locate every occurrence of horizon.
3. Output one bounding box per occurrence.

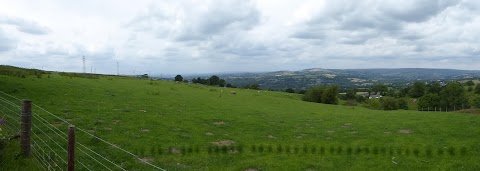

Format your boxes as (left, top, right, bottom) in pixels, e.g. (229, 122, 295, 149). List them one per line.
(1, 0, 480, 75)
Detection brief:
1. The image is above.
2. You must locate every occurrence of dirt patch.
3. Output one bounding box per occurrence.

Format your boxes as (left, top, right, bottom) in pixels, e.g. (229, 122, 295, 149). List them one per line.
(205, 132, 214, 136)
(458, 109, 480, 114)
(213, 121, 225, 125)
(50, 122, 63, 127)
(103, 127, 112, 131)
(267, 135, 276, 139)
(112, 120, 121, 124)
(228, 150, 239, 154)
(398, 129, 414, 134)
(211, 140, 235, 146)
(169, 148, 181, 154)
(140, 129, 150, 132)
(326, 130, 335, 133)
(140, 157, 154, 163)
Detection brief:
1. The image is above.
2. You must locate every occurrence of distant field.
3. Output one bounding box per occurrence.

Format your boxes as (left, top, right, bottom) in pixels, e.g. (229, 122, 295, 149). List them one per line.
(1, 74, 479, 170)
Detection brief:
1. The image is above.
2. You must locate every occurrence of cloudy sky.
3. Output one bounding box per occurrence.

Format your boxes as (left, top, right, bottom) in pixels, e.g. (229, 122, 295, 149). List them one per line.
(1, 0, 479, 75)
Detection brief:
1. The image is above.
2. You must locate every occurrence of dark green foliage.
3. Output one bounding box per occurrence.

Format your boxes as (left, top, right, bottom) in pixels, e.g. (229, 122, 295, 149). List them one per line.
(471, 95, 480, 108)
(174, 75, 183, 82)
(0, 65, 47, 78)
(475, 84, 480, 94)
(465, 80, 475, 86)
(302, 85, 339, 105)
(363, 99, 382, 110)
(243, 84, 261, 90)
(439, 82, 469, 110)
(322, 86, 339, 104)
(59, 72, 100, 79)
(372, 84, 388, 96)
(418, 93, 441, 110)
(285, 88, 295, 93)
(355, 95, 366, 103)
(409, 82, 426, 98)
(468, 86, 473, 92)
(381, 97, 399, 110)
(427, 82, 442, 94)
(397, 98, 408, 110)
(345, 90, 356, 100)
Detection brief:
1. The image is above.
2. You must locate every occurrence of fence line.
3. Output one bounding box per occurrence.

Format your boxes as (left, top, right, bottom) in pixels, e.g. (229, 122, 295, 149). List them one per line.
(0, 90, 166, 170)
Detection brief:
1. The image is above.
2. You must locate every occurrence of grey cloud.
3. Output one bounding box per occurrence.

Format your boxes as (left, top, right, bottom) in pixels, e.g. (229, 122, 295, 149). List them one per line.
(0, 29, 16, 52)
(0, 16, 50, 35)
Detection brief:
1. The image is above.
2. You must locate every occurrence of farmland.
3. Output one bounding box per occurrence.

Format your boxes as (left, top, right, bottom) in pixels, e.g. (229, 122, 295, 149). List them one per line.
(1, 73, 480, 170)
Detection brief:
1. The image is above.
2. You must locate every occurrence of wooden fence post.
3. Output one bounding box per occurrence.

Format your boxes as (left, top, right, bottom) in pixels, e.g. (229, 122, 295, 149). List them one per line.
(68, 125, 76, 171)
(20, 100, 32, 156)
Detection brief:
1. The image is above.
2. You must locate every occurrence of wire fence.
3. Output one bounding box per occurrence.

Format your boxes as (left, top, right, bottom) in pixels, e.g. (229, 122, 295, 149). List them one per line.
(0, 91, 166, 171)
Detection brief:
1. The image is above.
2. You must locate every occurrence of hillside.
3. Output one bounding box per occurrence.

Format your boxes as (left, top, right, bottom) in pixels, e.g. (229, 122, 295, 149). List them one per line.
(205, 68, 480, 90)
(1, 70, 480, 170)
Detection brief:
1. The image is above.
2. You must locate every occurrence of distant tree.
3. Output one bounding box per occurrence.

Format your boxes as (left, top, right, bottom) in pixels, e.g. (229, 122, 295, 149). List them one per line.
(386, 89, 396, 97)
(397, 98, 408, 110)
(226, 83, 232, 88)
(372, 84, 388, 96)
(250, 84, 260, 90)
(141, 74, 149, 79)
(475, 84, 480, 94)
(427, 82, 442, 94)
(183, 80, 189, 83)
(381, 97, 399, 110)
(418, 93, 441, 110)
(218, 79, 226, 87)
(174, 75, 183, 82)
(297, 90, 307, 94)
(398, 87, 411, 97)
(345, 90, 356, 100)
(440, 82, 469, 110)
(465, 80, 475, 86)
(322, 86, 339, 104)
(302, 86, 325, 103)
(285, 88, 295, 93)
(356, 95, 366, 103)
(471, 95, 480, 108)
(209, 75, 220, 86)
(409, 82, 426, 98)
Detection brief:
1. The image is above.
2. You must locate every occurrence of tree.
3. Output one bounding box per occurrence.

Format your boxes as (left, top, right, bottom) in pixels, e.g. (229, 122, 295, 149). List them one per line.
(397, 98, 408, 110)
(468, 86, 473, 92)
(427, 82, 442, 94)
(465, 80, 475, 86)
(226, 83, 232, 88)
(174, 75, 183, 82)
(322, 86, 339, 104)
(372, 84, 388, 96)
(476, 84, 480, 94)
(285, 88, 295, 93)
(302, 86, 325, 103)
(418, 93, 440, 110)
(345, 90, 356, 100)
(209, 75, 220, 86)
(471, 95, 480, 108)
(381, 97, 399, 110)
(409, 82, 426, 98)
(440, 82, 469, 111)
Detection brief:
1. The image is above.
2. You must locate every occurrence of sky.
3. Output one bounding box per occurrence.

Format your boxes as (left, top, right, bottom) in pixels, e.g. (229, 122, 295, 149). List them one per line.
(0, 0, 479, 75)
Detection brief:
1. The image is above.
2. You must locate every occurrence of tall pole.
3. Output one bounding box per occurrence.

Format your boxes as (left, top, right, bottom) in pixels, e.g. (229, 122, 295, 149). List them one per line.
(20, 100, 32, 156)
(82, 56, 86, 73)
(68, 125, 76, 171)
(117, 61, 119, 76)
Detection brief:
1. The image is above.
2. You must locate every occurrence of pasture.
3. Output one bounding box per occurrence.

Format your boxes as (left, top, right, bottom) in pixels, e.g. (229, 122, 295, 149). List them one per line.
(1, 73, 479, 170)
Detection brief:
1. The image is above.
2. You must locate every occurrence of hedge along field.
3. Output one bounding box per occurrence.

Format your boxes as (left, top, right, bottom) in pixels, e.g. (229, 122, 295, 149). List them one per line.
(0, 73, 479, 170)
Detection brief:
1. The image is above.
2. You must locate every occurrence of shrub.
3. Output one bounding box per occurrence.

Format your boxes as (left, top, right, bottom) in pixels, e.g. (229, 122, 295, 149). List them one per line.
(381, 97, 399, 110)
(471, 95, 480, 108)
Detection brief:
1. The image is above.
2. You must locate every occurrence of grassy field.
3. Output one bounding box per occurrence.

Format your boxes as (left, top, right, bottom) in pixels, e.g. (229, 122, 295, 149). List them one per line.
(1, 73, 479, 170)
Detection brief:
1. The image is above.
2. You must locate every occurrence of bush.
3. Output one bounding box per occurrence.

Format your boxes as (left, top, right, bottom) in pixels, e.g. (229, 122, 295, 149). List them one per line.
(471, 95, 480, 108)
(381, 97, 399, 110)
(397, 98, 409, 110)
(363, 99, 382, 110)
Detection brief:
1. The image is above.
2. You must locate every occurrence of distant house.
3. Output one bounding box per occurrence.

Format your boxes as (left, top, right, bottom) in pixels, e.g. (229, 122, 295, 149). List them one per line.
(369, 94, 383, 99)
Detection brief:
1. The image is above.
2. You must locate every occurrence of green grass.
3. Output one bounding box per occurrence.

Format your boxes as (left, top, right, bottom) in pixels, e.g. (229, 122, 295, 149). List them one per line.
(1, 74, 479, 170)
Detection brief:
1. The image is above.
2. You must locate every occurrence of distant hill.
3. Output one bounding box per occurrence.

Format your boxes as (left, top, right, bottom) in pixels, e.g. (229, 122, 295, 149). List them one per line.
(207, 68, 480, 90)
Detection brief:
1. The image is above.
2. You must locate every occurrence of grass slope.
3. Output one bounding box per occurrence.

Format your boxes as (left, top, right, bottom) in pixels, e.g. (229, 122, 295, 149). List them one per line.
(0, 73, 479, 170)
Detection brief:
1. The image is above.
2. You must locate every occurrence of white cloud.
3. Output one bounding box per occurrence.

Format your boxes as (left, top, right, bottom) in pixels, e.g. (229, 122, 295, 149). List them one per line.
(0, 0, 480, 75)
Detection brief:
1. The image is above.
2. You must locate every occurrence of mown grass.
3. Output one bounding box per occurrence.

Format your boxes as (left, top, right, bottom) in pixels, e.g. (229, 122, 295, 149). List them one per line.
(0, 73, 479, 170)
